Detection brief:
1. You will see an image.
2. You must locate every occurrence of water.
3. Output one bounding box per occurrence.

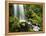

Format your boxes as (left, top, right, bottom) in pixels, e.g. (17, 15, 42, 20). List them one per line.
(19, 5, 26, 22)
(14, 4, 26, 22)
(14, 4, 18, 17)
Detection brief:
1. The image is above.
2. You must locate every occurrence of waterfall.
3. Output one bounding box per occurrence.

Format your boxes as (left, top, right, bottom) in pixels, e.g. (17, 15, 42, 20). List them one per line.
(14, 4, 26, 22)
(19, 4, 26, 22)
(14, 4, 18, 17)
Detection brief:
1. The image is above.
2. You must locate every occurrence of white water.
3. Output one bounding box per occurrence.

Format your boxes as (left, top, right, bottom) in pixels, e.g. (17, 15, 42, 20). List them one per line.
(14, 4, 26, 22)
(14, 4, 18, 17)
(19, 4, 26, 22)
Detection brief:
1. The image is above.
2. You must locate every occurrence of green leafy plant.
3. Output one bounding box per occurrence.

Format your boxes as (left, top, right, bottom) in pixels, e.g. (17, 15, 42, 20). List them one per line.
(9, 4, 43, 32)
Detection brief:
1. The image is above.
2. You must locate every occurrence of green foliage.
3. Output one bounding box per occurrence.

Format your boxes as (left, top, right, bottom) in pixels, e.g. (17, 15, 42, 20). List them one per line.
(28, 29, 34, 32)
(9, 4, 43, 32)
(9, 16, 15, 32)
(24, 4, 42, 24)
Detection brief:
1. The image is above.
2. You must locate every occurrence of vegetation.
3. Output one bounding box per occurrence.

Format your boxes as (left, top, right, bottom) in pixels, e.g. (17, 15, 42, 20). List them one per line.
(9, 4, 43, 32)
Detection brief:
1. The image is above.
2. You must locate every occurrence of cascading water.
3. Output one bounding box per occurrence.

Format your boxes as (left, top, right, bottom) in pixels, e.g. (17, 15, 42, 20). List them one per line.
(14, 4, 18, 17)
(19, 4, 26, 22)
(14, 4, 26, 22)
